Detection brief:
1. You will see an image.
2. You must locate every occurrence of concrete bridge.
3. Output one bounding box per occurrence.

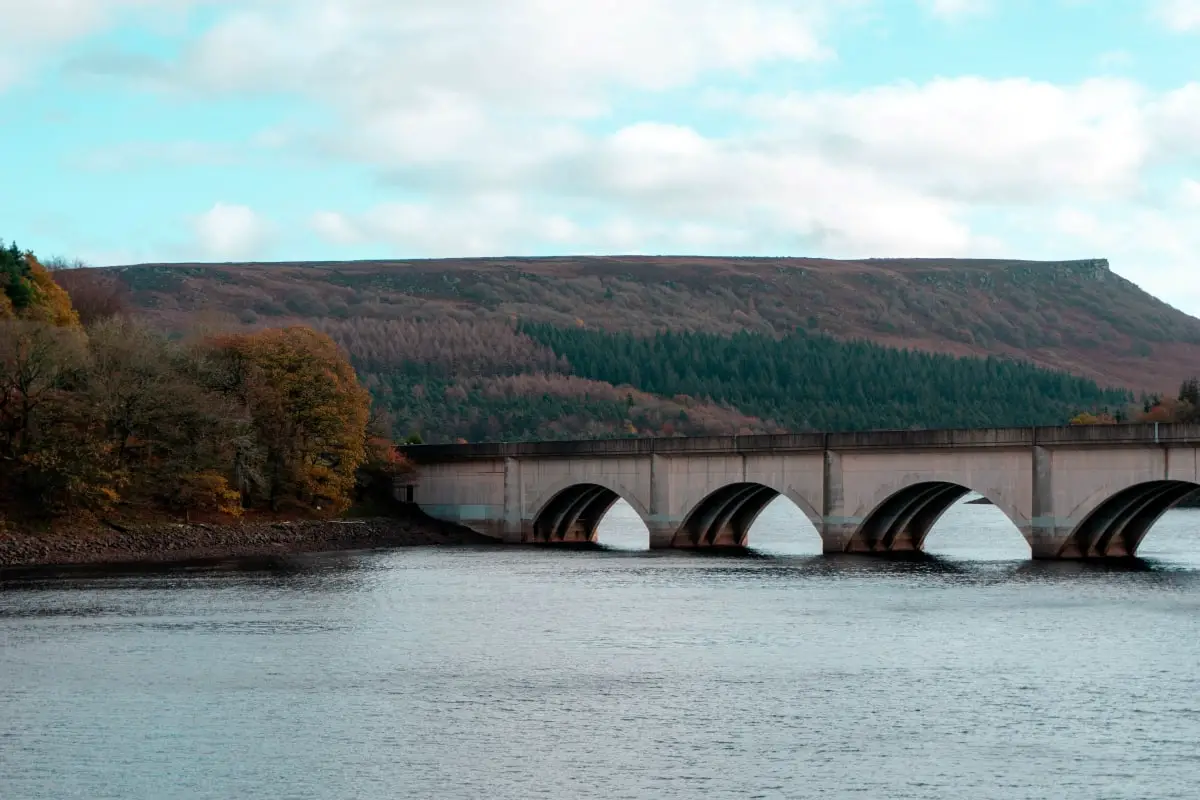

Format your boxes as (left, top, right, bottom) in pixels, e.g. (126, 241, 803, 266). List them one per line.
(398, 424, 1200, 559)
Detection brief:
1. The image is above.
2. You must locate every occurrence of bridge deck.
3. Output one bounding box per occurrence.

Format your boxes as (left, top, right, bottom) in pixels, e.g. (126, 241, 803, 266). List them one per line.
(400, 423, 1200, 462)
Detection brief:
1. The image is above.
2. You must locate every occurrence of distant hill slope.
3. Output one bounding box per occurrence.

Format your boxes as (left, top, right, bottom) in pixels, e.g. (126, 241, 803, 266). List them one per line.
(46, 255, 1188, 442)
(105, 255, 1200, 392)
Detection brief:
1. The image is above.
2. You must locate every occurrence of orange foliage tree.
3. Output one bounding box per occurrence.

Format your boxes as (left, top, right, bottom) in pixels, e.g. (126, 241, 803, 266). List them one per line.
(210, 327, 371, 513)
(1068, 411, 1118, 426)
(0, 243, 80, 328)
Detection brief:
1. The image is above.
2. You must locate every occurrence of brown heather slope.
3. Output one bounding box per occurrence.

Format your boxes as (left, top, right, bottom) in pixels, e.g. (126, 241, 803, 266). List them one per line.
(93, 255, 1200, 391)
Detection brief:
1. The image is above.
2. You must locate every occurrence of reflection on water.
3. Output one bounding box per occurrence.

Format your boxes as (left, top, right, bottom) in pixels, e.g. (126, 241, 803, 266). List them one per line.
(3, 503, 1200, 800)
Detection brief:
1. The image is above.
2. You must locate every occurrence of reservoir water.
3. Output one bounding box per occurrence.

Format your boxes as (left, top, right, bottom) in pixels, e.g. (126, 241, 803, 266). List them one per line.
(3, 499, 1200, 799)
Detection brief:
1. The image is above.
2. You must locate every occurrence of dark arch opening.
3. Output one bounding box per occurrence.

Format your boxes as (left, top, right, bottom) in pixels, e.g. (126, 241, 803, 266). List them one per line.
(676, 482, 779, 548)
(852, 482, 972, 554)
(852, 482, 1028, 558)
(1068, 481, 1199, 559)
(531, 484, 647, 547)
(674, 482, 822, 551)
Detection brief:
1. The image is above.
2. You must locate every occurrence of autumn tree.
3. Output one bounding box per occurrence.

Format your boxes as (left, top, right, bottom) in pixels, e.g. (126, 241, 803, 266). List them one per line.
(0, 321, 95, 511)
(1177, 377, 1200, 423)
(81, 318, 247, 513)
(51, 269, 130, 326)
(1069, 411, 1117, 426)
(1, 242, 380, 522)
(169, 471, 244, 521)
(1131, 379, 1200, 424)
(210, 327, 370, 513)
(0, 242, 80, 328)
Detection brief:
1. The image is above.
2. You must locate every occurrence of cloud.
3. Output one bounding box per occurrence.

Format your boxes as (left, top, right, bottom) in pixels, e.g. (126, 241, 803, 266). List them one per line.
(1155, 0, 1200, 31)
(734, 78, 1153, 204)
(303, 73, 1200, 265)
(176, 0, 832, 113)
(919, 0, 990, 21)
(309, 211, 363, 246)
(311, 197, 586, 257)
(1181, 179, 1200, 208)
(1042, 191, 1200, 314)
(191, 203, 273, 260)
(0, 0, 205, 88)
(1150, 83, 1200, 156)
(312, 132, 978, 259)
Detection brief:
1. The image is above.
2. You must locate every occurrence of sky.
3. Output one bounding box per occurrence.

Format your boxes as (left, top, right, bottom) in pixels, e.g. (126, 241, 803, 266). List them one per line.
(1, 0, 1199, 314)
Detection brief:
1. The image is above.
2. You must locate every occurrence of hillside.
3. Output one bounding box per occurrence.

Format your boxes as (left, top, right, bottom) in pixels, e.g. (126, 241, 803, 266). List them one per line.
(101, 255, 1200, 391)
(53, 255, 1197, 442)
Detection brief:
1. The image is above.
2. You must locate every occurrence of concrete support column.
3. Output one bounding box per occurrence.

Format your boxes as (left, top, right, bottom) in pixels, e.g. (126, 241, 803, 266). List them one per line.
(502, 457, 524, 544)
(820, 449, 854, 553)
(1029, 445, 1064, 558)
(647, 454, 677, 548)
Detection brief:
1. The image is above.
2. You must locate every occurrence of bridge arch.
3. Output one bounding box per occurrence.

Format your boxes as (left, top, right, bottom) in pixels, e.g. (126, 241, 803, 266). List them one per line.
(527, 479, 651, 545)
(672, 482, 822, 549)
(845, 480, 1029, 554)
(1061, 480, 1199, 558)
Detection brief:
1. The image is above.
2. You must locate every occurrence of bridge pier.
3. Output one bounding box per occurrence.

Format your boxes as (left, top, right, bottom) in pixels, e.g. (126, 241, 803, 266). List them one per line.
(818, 523, 856, 554)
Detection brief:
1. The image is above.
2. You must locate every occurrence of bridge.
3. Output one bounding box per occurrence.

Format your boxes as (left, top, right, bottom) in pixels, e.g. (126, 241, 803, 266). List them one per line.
(397, 424, 1200, 559)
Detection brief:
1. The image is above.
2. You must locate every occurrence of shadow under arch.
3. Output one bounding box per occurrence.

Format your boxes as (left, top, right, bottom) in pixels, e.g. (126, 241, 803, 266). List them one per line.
(673, 482, 821, 550)
(529, 483, 645, 545)
(1063, 480, 1199, 558)
(847, 482, 1027, 555)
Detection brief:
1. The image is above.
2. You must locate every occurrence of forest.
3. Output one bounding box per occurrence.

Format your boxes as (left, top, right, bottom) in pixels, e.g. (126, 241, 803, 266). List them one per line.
(308, 314, 1137, 443)
(0, 242, 402, 523)
(519, 323, 1135, 433)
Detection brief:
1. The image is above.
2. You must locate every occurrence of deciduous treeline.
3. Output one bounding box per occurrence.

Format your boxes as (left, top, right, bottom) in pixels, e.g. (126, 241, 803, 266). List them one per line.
(1132, 378, 1200, 424)
(1071, 378, 1200, 425)
(0, 244, 383, 522)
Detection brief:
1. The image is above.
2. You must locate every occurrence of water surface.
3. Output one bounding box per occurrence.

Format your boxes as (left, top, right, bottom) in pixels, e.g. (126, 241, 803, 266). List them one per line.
(3, 500, 1199, 799)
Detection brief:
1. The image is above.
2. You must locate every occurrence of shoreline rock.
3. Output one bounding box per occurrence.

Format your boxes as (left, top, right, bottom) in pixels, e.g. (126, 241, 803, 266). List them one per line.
(0, 508, 497, 577)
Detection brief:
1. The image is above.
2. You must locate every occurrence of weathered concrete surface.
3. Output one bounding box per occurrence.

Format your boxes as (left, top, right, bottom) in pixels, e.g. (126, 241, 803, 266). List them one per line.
(399, 424, 1200, 560)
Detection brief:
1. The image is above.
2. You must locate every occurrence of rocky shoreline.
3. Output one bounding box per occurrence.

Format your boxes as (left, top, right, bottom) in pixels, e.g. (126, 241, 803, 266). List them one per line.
(0, 508, 498, 578)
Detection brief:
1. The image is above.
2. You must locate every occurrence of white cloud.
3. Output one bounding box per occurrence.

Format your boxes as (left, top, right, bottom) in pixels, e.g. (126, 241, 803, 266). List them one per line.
(309, 211, 363, 246)
(735, 78, 1151, 203)
(0, 0, 205, 88)
(1155, 0, 1200, 32)
(1149, 83, 1200, 156)
(1181, 179, 1200, 208)
(919, 0, 990, 21)
(191, 203, 273, 260)
(305, 73, 1199, 266)
(1034, 194, 1200, 315)
(312, 127, 978, 260)
(178, 0, 832, 113)
(311, 196, 585, 257)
